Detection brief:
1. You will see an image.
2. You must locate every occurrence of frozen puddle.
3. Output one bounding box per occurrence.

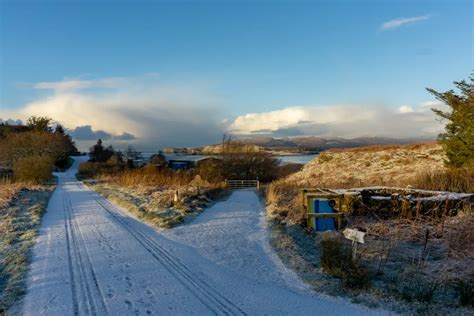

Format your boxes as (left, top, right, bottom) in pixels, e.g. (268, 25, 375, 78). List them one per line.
(20, 157, 388, 315)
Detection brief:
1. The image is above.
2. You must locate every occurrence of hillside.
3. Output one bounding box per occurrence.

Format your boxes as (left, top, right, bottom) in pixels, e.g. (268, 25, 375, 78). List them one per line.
(286, 142, 445, 187)
(266, 142, 451, 222)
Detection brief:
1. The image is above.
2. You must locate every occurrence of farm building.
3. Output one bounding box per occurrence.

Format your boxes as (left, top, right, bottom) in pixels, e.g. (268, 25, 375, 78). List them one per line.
(168, 156, 220, 170)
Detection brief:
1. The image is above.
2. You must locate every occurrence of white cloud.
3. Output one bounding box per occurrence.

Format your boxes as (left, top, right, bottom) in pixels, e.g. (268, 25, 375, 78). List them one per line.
(227, 101, 446, 139)
(381, 15, 431, 31)
(5, 73, 447, 149)
(32, 73, 159, 91)
(5, 74, 224, 150)
(398, 105, 414, 113)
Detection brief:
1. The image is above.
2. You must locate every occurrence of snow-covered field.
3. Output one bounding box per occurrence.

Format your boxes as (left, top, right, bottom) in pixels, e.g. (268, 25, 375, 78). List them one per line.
(18, 157, 386, 315)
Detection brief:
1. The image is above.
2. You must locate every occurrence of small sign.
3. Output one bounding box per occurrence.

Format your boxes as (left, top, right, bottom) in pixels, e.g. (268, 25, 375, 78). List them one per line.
(343, 228, 366, 244)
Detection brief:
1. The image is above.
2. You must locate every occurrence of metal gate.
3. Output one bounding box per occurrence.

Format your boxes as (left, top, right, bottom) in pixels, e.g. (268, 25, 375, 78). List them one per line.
(225, 179, 260, 189)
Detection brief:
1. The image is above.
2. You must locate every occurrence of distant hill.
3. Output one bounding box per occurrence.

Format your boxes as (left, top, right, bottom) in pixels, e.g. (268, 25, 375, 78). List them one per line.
(233, 136, 431, 152)
(169, 136, 434, 155)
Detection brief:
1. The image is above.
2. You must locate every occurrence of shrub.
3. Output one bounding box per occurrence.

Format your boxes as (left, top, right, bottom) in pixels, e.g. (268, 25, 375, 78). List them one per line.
(197, 158, 225, 183)
(77, 160, 125, 178)
(12, 156, 54, 184)
(320, 237, 370, 289)
(0, 131, 72, 166)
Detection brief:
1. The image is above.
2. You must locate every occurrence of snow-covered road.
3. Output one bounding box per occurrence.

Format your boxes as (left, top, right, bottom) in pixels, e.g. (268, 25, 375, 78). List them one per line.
(20, 157, 386, 315)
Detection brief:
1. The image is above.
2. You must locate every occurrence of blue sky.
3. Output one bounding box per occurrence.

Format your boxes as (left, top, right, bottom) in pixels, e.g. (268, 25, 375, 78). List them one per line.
(0, 0, 472, 149)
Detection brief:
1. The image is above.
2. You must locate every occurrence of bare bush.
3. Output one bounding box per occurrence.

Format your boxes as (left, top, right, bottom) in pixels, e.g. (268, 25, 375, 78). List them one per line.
(197, 158, 225, 183)
(221, 136, 280, 182)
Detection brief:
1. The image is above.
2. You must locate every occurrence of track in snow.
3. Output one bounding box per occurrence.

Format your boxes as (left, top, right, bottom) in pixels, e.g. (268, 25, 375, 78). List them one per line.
(93, 197, 245, 316)
(19, 157, 387, 315)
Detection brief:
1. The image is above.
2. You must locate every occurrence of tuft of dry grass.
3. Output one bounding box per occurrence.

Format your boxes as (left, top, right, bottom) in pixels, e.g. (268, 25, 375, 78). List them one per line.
(265, 179, 301, 222)
(106, 165, 195, 187)
(411, 167, 474, 193)
(0, 185, 19, 209)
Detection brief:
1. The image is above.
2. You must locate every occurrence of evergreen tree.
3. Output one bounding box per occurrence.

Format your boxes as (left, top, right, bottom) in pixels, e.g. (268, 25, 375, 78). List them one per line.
(55, 124, 79, 156)
(89, 139, 115, 162)
(427, 76, 474, 167)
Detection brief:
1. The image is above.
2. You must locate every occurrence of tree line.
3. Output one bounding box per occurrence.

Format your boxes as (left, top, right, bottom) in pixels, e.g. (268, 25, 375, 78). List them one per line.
(0, 116, 79, 183)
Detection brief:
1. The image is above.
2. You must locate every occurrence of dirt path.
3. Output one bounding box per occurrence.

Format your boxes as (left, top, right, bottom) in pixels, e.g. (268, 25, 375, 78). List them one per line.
(19, 157, 387, 315)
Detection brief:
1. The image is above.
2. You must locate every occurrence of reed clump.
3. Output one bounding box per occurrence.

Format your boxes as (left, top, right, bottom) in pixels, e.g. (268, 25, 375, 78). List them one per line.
(104, 165, 195, 187)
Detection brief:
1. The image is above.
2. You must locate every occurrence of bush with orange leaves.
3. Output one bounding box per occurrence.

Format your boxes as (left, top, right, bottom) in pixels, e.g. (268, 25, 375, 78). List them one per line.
(0, 131, 73, 183)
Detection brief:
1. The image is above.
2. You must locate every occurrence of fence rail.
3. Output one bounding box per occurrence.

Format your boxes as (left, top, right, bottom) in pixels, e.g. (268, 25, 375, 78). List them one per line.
(225, 179, 260, 189)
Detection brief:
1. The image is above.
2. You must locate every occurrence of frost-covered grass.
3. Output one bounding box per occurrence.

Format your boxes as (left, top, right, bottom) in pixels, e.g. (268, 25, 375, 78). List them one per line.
(270, 214, 474, 314)
(79, 162, 230, 228)
(0, 182, 55, 314)
(85, 180, 228, 228)
(285, 142, 446, 188)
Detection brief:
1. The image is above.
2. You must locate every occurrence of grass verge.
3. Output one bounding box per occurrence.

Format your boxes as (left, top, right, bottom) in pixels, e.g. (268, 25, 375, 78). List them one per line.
(0, 180, 56, 314)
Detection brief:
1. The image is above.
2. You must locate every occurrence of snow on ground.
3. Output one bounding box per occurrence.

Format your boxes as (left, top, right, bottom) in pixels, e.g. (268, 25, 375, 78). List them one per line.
(163, 190, 309, 293)
(19, 157, 388, 315)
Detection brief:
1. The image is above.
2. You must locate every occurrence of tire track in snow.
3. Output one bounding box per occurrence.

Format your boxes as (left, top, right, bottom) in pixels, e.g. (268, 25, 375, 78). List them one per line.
(61, 184, 80, 316)
(62, 180, 108, 315)
(93, 197, 247, 316)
